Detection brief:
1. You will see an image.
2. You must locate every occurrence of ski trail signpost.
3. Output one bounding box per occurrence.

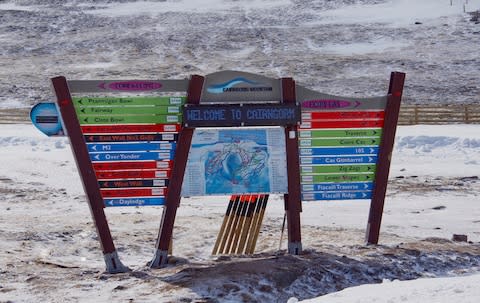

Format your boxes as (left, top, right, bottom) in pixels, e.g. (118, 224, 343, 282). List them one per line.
(298, 104, 384, 201)
(50, 77, 188, 273)
(36, 70, 404, 273)
(75, 95, 184, 207)
(297, 72, 405, 244)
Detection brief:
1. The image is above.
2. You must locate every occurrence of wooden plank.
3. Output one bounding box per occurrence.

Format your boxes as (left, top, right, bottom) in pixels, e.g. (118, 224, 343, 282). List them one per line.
(212, 195, 237, 255)
(247, 195, 269, 254)
(217, 196, 241, 254)
(245, 195, 265, 254)
(229, 195, 251, 254)
(236, 195, 259, 254)
(224, 196, 248, 254)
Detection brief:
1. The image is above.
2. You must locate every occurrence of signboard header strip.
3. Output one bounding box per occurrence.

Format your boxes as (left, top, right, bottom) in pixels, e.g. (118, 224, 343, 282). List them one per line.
(68, 80, 188, 93)
(183, 103, 300, 127)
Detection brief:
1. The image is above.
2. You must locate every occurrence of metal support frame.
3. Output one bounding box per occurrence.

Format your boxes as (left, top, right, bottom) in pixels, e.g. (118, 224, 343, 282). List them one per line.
(51, 76, 129, 273)
(365, 72, 406, 244)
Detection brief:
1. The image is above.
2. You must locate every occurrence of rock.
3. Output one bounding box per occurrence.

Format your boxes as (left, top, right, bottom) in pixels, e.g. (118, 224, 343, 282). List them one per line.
(452, 234, 468, 242)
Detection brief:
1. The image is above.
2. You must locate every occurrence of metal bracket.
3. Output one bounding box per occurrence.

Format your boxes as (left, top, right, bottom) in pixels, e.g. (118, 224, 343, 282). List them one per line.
(288, 241, 302, 255)
(104, 251, 130, 274)
(149, 249, 169, 268)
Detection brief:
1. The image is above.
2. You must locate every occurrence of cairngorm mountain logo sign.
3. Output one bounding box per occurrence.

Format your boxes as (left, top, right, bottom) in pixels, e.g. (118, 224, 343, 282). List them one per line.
(201, 71, 281, 103)
(206, 77, 273, 94)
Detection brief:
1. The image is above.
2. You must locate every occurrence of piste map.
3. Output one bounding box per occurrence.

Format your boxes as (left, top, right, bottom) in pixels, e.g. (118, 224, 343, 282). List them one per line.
(182, 128, 287, 196)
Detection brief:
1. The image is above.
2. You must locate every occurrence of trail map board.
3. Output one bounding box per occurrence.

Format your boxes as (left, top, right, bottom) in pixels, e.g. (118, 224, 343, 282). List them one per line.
(182, 128, 288, 196)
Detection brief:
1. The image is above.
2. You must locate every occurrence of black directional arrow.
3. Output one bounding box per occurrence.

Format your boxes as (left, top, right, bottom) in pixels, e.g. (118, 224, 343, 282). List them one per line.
(84, 118, 88, 123)
(81, 108, 86, 114)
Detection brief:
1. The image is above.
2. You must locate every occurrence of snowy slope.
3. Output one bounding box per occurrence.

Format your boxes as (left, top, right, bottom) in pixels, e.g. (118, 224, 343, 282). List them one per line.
(1, 123, 480, 302)
(1, 0, 480, 109)
(2, 0, 480, 302)
(300, 273, 480, 303)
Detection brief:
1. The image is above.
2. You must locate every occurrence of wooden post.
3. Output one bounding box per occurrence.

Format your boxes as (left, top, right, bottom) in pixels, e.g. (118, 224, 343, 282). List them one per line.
(212, 195, 236, 255)
(150, 75, 204, 268)
(365, 72, 405, 245)
(414, 106, 418, 124)
(51, 76, 129, 273)
(245, 195, 263, 254)
(217, 195, 241, 254)
(225, 196, 248, 254)
(236, 195, 258, 254)
(282, 77, 302, 255)
(230, 195, 251, 254)
(247, 195, 269, 254)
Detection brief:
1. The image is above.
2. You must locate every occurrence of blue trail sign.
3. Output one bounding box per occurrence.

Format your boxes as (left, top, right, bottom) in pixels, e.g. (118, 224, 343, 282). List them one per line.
(90, 151, 175, 162)
(87, 142, 176, 152)
(299, 147, 379, 156)
(104, 197, 165, 207)
(302, 191, 372, 201)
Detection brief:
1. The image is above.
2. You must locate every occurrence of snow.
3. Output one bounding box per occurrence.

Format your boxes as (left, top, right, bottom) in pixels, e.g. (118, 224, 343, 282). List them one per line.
(0, 3, 37, 11)
(85, 0, 480, 20)
(1, 122, 480, 302)
(313, 0, 480, 26)
(300, 273, 480, 303)
(90, 0, 292, 16)
(2, 0, 480, 302)
(315, 38, 410, 56)
(2, 0, 480, 106)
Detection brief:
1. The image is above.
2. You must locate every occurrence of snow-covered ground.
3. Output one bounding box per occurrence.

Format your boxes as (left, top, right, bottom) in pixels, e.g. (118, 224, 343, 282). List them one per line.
(1, 123, 479, 302)
(2, 0, 480, 302)
(301, 273, 480, 303)
(1, 0, 480, 109)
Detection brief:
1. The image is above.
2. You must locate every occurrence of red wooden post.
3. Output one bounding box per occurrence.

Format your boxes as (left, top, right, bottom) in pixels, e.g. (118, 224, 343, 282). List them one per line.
(282, 78, 303, 254)
(366, 72, 406, 244)
(150, 75, 204, 268)
(51, 76, 129, 273)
